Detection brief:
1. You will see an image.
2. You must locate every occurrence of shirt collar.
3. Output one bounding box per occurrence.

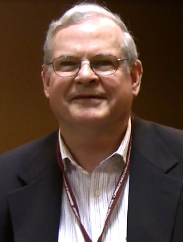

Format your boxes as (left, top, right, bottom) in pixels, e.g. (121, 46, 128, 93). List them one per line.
(58, 117, 131, 172)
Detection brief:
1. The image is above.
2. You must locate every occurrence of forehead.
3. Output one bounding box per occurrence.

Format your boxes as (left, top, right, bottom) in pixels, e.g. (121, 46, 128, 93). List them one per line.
(51, 17, 124, 58)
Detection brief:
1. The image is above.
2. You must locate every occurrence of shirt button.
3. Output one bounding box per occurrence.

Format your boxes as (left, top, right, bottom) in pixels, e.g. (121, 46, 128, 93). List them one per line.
(95, 190, 101, 197)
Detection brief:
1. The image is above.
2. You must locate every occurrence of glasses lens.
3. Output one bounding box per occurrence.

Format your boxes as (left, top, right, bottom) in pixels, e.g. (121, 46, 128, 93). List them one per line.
(53, 56, 80, 77)
(90, 55, 119, 76)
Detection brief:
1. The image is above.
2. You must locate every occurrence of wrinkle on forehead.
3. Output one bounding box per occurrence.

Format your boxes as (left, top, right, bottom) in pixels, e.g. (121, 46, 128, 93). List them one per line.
(52, 17, 124, 58)
(54, 16, 123, 41)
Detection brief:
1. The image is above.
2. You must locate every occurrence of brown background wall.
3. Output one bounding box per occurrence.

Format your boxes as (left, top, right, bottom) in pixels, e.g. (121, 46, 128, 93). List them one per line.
(1, 0, 183, 154)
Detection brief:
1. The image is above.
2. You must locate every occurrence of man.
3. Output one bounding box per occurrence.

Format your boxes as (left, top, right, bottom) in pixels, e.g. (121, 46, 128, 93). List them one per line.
(0, 2, 183, 242)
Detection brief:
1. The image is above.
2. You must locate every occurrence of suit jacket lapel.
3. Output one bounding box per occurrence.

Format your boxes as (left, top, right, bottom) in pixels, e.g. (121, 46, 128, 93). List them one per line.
(127, 117, 183, 242)
(7, 131, 62, 242)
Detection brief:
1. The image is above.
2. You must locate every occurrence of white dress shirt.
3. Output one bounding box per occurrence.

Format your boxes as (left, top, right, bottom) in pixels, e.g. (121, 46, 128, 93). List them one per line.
(58, 119, 131, 242)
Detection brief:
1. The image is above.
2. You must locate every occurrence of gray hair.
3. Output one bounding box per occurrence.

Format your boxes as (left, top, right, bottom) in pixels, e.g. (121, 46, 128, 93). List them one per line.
(43, 2, 138, 70)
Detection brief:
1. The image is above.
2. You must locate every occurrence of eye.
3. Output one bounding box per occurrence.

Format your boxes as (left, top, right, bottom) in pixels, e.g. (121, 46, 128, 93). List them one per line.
(97, 60, 112, 66)
(92, 59, 114, 71)
(60, 61, 76, 68)
(54, 57, 79, 72)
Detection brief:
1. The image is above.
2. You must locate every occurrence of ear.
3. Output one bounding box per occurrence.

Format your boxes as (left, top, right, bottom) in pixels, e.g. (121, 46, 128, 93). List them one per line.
(41, 65, 51, 98)
(130, 60, 143, 98)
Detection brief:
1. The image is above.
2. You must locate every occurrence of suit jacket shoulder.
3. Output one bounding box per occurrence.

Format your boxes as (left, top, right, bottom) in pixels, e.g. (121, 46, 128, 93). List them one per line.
(0, 131, 58, 179)
(132, 117, 183, 171)
(0, 131, 60, 242)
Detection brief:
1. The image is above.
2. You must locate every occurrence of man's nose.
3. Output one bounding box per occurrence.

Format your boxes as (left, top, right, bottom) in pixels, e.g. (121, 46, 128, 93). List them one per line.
(74, 61, 99, 85)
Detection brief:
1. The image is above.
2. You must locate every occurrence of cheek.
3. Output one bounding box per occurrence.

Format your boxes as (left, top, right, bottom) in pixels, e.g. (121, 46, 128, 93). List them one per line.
(102, 75, 134, 109)
(48, 81, 67, 117)
(100, 75, 119, 92)
(101, 74, 129, 96)
(48, 77, 69, 100)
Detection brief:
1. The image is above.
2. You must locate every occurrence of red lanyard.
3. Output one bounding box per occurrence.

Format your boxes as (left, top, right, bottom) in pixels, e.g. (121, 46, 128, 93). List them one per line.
(56, 129, 132, 242)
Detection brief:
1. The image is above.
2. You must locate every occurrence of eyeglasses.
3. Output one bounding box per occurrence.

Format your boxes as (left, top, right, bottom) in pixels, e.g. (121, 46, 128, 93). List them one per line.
(47, 54, 128, 77)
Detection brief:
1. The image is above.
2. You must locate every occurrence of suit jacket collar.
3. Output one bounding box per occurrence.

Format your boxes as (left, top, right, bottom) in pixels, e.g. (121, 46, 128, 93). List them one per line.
(127, 116, 183, 242)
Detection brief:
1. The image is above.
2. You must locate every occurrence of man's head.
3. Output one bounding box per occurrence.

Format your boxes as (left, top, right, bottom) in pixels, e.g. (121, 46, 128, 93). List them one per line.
(43, 2, 138, 71)
(41, 2, 143, 131)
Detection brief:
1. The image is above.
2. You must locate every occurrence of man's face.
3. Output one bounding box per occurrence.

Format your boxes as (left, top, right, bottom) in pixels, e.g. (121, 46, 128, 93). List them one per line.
(42, 17, 142, 129)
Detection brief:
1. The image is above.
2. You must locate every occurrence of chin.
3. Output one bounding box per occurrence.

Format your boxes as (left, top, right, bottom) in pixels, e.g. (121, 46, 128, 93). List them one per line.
(66, 109, 111, 125)
(73, 113, 107, 122)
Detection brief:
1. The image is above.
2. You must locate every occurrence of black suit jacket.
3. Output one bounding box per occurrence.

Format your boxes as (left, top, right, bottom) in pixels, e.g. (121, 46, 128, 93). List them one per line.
(0, 117, 183, 242)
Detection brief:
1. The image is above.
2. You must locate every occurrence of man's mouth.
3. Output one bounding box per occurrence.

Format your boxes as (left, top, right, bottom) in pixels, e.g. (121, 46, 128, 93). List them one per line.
(72, 95, 105, 100)
(70, 94, 106, 104)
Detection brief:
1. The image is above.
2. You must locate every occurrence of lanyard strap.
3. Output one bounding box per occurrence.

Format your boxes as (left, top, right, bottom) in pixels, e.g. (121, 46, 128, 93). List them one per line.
(56, 126, 132, 242)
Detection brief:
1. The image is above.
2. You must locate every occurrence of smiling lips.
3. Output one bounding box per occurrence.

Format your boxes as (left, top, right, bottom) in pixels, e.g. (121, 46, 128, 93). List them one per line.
(70, 94, 106, 103)
(73, 95, 105, 99)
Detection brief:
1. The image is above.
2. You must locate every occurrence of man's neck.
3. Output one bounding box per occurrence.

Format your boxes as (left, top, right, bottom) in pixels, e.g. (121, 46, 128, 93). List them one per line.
(59, 119, 129, 172)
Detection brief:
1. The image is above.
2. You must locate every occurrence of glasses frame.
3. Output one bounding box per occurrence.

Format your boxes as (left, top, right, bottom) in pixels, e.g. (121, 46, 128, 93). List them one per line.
(47, 54, 128, 77)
